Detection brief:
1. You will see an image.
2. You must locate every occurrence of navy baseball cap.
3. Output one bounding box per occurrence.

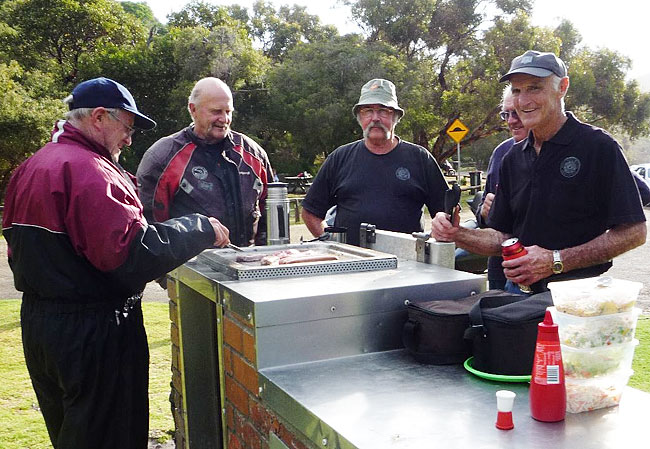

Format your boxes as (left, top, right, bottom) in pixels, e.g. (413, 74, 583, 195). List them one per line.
(69, 77, 156, 130)
(499, 50, 568, 82)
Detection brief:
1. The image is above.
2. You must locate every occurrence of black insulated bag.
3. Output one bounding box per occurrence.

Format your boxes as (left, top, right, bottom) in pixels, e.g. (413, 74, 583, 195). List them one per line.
(402, 290, 515, 365)
(464, 291, 553, 375)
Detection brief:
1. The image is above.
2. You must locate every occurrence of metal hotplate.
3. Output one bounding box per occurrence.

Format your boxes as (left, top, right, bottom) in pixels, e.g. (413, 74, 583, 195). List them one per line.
(197, 242, 398, 281)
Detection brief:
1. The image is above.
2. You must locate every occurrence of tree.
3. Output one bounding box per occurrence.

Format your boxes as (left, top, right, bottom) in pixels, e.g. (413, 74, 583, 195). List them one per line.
(77, 15, 269, 172)
(250, 0, 337, 62)
(0, 61, 65, 192)
(166, 0, 234, 30)
(120, 1, 159, 29)
(567, 48, 650, 139)
(264, 35, 406, 172)
(1, 0, 146, 85)
(345, 0, 538, 163)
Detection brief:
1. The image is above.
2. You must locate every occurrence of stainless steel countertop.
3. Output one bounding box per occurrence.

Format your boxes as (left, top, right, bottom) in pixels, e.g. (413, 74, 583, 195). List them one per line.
(174, 257, 485, 325)
(260, 349, 648, 449)
(219, 259, 484, 326)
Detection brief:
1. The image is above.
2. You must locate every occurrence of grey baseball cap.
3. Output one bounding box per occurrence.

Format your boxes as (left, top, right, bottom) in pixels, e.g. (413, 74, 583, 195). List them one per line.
(352, 78, 404, 118)
(499, 50, 568, 82)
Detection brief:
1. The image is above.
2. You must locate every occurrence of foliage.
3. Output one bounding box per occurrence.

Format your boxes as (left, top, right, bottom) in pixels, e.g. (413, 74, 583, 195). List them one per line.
(0, 300, 174, 447)
(120, 0, 164, 44)
(0, 61, 65, 193)
(250, 0, 337, 62)
(264, 35, 405, 171)
(567, 48, 650, 139)
(77, 12, 269, 172)
(0, 0, 649, 178)
(166, 0, 235, 30)
(1, 0, 146, 85)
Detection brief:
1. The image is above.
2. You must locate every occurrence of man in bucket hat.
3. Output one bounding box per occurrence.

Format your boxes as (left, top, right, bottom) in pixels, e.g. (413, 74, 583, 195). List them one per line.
(301, 78, 448, 245)
(2, 77, 230, 449)
(431, 50, 646, 293)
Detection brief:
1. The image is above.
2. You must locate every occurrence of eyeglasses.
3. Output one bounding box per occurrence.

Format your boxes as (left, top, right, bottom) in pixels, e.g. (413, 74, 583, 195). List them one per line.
(108, 110, 136, 137)
(358, 107, 394, 119)
(499, 110, 519, 121)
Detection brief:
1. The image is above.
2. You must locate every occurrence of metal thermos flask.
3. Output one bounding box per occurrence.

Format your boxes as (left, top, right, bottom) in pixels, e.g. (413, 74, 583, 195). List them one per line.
(266, 182, 290, 245)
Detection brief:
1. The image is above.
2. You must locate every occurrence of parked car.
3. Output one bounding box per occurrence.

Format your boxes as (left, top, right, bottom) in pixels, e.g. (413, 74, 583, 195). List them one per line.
(441, 160, 456, 177)
(630, 164, 650, 206)
(631, 163, 650, 182)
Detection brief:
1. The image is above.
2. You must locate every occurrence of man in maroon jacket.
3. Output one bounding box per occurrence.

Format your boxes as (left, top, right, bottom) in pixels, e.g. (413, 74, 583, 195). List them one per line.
(2, 77, 229, 449)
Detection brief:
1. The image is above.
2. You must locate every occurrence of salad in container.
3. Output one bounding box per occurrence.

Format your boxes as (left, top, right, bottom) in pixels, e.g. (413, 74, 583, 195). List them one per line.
(561, 339, 638, 378)
(548, 276, 642, 317)
(550, 307, 641, 348)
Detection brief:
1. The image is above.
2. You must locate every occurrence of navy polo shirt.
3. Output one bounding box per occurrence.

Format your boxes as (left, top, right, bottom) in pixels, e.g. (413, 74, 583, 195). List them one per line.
(488, 112, 645, 277)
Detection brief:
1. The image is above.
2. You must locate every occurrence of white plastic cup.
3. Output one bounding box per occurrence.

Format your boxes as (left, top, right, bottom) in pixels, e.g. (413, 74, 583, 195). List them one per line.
(496, 390, 516, 412)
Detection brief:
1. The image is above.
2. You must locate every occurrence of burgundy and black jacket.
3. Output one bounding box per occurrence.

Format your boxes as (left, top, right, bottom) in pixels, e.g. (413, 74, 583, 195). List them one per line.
(136, 127, 272, 246)
(2, 121, 216, 304)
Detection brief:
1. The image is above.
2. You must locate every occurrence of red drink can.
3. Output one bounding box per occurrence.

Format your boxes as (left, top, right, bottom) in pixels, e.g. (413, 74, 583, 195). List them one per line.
(501, 238, 532, 293)
(501, 238, 527, 260)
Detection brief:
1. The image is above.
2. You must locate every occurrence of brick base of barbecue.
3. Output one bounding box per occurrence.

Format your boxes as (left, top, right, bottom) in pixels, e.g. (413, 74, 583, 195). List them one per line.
(168, 277, 318, 449)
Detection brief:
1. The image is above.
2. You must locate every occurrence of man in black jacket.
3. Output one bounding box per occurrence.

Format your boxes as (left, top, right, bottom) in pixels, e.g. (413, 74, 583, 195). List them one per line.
(137, 77, 273, 246)
(432, 51, 646, 293)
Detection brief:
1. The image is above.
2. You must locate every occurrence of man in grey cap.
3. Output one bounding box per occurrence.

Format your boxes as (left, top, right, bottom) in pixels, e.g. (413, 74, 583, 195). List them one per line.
(302, 78, 448, 245)
(2, 77, 230, 448)
(431, 50, 646, 293)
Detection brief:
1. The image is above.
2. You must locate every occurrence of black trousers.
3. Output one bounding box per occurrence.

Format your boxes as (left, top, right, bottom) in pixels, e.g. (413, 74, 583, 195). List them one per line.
(21, 297, 149, 449)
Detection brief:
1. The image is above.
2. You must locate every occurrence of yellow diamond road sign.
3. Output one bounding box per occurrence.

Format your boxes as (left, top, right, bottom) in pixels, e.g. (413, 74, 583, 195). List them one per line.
(446, 119, 469, 143)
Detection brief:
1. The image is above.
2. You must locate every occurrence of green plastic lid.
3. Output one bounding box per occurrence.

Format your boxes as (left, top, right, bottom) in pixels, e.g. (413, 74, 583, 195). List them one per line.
(463, 357, 531, 383)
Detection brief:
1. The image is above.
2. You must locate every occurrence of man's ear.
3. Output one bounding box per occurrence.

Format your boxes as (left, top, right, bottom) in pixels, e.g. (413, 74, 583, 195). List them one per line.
(89, 107, 108, 127)
(559, 77, 570, 97)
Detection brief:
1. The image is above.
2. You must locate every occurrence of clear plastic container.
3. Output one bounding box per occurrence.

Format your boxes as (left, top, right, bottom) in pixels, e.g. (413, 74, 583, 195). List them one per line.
(548, 276, 642, 317)
(561, 339, 638, 378)
(566, 369, 633, 413)
(550, 307, 641, 348)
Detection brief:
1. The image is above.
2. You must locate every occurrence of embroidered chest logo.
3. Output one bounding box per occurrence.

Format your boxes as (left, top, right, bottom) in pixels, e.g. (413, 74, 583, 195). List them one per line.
(192, 166, 208, 180)
(560, 157, 581, 178)
(395, 167, 411, 181)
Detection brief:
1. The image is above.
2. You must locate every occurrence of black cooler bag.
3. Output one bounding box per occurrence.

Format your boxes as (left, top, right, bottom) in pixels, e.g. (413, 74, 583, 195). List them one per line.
(402, 290, 515, 364)
(464, 291, 553, 375)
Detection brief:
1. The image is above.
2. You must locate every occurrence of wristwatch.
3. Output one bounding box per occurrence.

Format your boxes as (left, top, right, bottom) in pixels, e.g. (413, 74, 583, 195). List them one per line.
(552, 250, 564, 274)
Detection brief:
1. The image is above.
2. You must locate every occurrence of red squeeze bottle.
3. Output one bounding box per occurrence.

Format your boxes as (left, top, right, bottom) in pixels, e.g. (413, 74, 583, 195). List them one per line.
(530, 310, 566, 422)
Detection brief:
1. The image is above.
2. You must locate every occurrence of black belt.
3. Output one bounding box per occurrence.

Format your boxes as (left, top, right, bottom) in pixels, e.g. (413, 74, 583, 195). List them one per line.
(22, 292, 142, 314)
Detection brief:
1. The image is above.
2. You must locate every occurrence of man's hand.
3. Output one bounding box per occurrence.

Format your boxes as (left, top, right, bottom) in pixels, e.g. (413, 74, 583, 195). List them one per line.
(208, 217, 230, 247)
(430, 207, 460, 242)
(502, 245, 553, 286)
(480, 193, 495, 220)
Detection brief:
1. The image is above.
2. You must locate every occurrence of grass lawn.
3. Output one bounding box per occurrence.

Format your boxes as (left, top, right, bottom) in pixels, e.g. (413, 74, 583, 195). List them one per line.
(1, 299, 649, 448)
(0, 300, 174, 448)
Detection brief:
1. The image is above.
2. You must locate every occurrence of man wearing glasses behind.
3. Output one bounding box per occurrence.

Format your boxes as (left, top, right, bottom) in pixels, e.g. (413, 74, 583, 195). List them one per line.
(302, 78, 448, 245)
(474, 85, 529, 289)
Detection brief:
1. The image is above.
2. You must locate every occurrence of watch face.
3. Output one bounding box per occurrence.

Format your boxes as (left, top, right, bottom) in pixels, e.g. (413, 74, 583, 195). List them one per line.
(552, 262, 563, 274)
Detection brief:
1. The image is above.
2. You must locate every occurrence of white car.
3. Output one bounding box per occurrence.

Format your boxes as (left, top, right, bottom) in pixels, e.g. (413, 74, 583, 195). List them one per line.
(631, 163, 650, 182)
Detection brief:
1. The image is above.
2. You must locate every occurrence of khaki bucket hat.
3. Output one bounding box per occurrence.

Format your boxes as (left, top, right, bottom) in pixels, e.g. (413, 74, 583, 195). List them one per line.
(352, 78, 404, 118)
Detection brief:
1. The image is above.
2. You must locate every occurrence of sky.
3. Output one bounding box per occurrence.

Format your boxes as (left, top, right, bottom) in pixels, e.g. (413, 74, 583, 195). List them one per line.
(141, 0, 650, 81)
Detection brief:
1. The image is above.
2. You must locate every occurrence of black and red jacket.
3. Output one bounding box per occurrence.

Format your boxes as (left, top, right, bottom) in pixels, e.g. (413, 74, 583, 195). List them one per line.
(2, 121, 216, 304)
(136, 127, 272, 246)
